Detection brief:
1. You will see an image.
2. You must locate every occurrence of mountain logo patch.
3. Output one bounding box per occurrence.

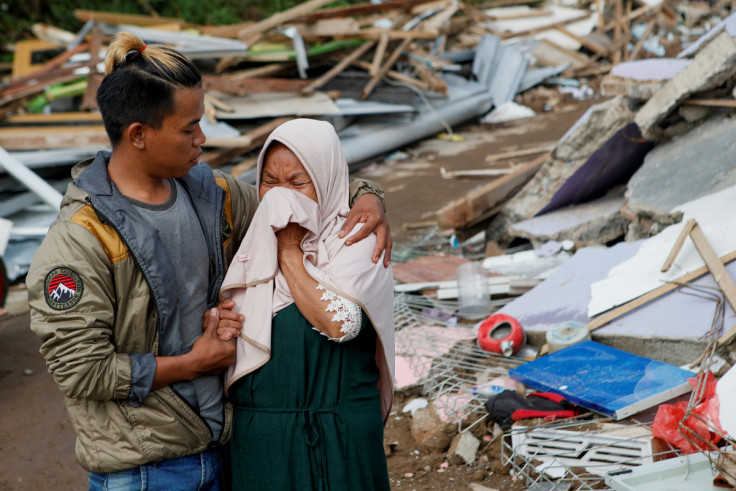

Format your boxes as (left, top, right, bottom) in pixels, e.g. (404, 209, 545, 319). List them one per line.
(44, 267, 84, 310)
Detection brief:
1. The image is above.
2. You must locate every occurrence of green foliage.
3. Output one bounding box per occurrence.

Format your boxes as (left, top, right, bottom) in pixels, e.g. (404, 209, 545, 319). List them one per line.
(2, 0, 358, 45)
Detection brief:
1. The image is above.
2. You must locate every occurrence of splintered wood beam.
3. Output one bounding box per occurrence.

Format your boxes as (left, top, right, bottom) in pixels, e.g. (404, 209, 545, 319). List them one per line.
(292, 0, 430, 23)
(370, 32, 390, 76)
(360, 37, 411, 99)
(661, 219, 697, 273)
(237, 0, 335, 42)
(0, 125, 109, 150)
(351, 59, 430, 91)
(201, 117, 293, 167)
(202, 76, 311, 95)
(301, 41, 376, 95)
(436, 153, 548, 229)
(74, 10, 187, 27)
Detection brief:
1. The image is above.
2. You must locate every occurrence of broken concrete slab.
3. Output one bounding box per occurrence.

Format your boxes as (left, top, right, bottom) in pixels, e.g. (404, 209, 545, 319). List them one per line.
(601, 58, 690, 99)
(635, 31, 736, 141)
(508, 194, 627, 247)
(487, 96, 641, 243)
(626, 115, 736, 236)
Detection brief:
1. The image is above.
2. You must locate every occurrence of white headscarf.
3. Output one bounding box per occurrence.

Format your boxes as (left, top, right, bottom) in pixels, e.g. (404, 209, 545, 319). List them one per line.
(220, 119, 395, 420)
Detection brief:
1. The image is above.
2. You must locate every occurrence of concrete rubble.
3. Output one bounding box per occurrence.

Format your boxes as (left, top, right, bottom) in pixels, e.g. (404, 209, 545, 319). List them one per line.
(8, 0, 736, 489)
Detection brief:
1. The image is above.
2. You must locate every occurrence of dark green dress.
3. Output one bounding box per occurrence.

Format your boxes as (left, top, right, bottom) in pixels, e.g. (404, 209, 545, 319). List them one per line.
(230, 302, 390, 491)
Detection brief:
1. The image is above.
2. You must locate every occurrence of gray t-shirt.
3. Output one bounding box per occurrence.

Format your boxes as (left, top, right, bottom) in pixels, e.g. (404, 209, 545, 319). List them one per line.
(129, 180, 223, 440)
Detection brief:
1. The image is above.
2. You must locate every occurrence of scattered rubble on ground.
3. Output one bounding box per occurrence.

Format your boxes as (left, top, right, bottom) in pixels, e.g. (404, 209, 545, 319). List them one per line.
(6, 0, 736, 489)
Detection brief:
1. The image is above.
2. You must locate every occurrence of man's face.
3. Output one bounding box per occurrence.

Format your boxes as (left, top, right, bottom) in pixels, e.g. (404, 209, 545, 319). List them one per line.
(143, 86, 206, 179)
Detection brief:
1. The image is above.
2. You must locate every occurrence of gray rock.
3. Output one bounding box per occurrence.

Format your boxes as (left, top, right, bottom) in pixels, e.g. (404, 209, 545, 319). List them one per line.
(447, 431, 481, 465)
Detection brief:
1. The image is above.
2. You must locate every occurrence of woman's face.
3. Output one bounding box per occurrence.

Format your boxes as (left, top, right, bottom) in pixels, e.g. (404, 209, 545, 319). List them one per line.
(259, 142, 318, 203)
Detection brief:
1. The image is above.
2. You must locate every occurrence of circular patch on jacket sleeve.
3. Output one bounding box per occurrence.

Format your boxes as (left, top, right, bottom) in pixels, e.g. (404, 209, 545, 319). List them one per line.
(44, 267, 84, 310)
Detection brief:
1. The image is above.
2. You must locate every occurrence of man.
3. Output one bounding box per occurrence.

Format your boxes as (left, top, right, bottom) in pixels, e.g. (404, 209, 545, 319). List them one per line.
(27, 32, 390, 490)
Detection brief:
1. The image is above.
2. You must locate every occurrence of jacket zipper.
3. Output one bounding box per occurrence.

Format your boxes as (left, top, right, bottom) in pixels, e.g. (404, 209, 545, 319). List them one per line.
(85, 195, 215, 440)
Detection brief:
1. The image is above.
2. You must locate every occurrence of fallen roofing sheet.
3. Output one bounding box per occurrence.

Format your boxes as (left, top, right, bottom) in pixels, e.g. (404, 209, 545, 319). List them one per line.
(589, 184, 736, 317)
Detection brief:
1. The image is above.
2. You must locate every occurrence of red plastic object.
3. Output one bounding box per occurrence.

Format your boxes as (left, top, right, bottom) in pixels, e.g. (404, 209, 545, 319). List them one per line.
(477, 313, 525, 356)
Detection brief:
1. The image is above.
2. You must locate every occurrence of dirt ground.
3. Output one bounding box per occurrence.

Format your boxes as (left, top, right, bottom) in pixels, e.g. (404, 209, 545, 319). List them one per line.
(0, 95, 593, 490)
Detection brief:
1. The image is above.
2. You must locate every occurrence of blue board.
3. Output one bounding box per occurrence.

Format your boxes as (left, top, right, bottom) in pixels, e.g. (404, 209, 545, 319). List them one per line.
(508, 341, 693, 419)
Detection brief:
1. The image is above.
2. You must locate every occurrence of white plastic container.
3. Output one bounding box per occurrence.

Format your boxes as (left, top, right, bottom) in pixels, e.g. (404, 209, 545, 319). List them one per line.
(456, 262, 491, 319)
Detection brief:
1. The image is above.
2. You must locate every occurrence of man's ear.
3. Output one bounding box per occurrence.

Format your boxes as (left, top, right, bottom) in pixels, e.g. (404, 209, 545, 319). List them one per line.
(127, 122, 146, 150)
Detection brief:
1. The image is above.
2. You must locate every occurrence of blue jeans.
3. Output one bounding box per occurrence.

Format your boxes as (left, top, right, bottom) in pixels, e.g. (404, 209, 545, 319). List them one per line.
(88, 448, 222, 491)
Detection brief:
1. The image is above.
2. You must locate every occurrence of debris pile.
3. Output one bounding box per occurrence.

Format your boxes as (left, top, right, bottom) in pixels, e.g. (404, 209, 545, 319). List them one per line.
(6, 0, 736, 489)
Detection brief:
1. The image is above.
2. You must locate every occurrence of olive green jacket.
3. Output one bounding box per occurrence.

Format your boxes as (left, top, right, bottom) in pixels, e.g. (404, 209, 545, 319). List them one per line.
(27, 152, 383, 473)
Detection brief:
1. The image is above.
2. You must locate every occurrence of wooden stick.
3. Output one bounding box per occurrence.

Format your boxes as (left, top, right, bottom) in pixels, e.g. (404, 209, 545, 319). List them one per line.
(682, 98, 736, 108)
(487, 9, 553, 20)
(74, 9, 187, 27)
(612, 0, 623, 64)
(351, 59, 430, 91)
(370, 32, 390, 76)
(301, 41, 376, 96)
(499, 13, 590, 40)
(588, 249, 736, 333)
(202, 117, 293, 167)
(627, 18, 655, 61)
(484, 143, 556, 163)
(440, 167, 514, 179)
(603, 4, 654, 31)
(553, 25, 609, 57)
(237, 0, 335, 41)
(2, 42, 89, 90)
(291, 0, 429, 23)
(661, 219, 696, 273)
(361, 37, 411, 99)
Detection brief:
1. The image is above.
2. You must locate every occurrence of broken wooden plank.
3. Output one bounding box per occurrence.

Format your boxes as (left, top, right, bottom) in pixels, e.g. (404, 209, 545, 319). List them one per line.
(436, 153, 548, 229)
(230, 156, 259, 178)
(498, 13, 591, 40)
(74, 9, 188, 27)
(0, 125, 108, 150)
(11, 40, 60, 78)
(292, 0, 431, 23)
(440, 167, 514, 179)
(237, 0, 335, 42)
(361, 37, 412, 99)
(587, 251, 736, 333)
(661, 218, 697, 273)
(203, 76, 312, 95)
(301, 41, 376, 95)
(484, 143, 556, 163)
(682, 98, 736, 108)
(370, 32, 390, 76)
(2, 112, 102, 124)
(2, 42, 89, 91)
(627, 18, 655, 61)
(554, 25, 610, 57)
(201, 117, 294, 167)
(81, 26, 103, 111)
(351, 59, 430, 91)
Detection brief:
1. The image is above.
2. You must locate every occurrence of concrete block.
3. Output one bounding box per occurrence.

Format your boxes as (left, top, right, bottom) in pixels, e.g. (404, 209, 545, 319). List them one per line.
(447, 431, 481, 465)
(509, 194, 626, 247)
(410, 404, 456, 453)
(602, 58, 690, 100)
(635, 31, 736, 140)
(487, 96, 638, 243)
(627, 115, 736, 231)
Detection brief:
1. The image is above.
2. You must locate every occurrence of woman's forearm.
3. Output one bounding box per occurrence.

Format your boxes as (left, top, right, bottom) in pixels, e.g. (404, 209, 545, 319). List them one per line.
(278, 246, 346, 338)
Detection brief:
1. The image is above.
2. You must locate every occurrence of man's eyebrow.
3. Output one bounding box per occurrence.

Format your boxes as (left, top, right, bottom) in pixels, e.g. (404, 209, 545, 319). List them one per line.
(186, 118, 200, 126)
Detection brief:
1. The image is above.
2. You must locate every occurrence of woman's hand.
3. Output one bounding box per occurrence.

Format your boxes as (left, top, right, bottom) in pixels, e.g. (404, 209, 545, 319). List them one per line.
(276, 222, 308, 255)
(213, 298, 244, 341)
(340, 193, 392, 267)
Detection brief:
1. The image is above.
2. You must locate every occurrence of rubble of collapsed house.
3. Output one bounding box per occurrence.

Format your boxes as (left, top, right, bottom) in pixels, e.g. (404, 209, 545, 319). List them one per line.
(6, 0, 736, 489)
